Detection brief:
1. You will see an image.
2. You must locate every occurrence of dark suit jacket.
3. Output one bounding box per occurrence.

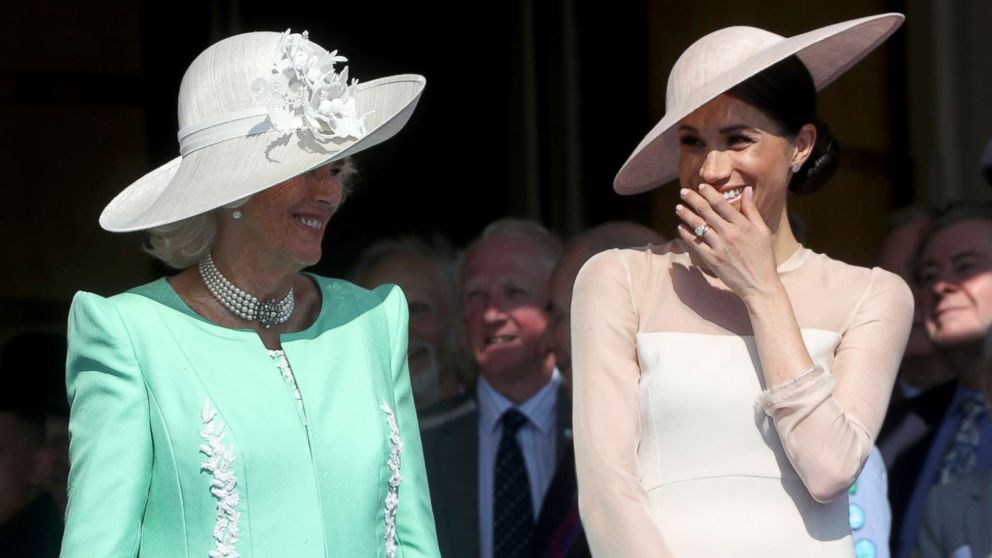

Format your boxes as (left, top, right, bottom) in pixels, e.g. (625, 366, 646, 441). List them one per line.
(419, 388, 575, 558)
(0, 494, 63, 558)
(916, 470, 992, 558)
(531, 440, 590, 558)
(878, 380, 958, 558)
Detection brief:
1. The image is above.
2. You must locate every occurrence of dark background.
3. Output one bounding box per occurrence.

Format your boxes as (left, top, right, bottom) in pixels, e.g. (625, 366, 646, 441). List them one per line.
(4, 0, 992, 341)
(138, 0, 653, 278)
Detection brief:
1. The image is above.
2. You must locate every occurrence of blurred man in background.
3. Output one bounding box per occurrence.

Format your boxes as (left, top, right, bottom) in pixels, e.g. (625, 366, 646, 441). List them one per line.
(420, 218, 568, 558)
(353, 236, 471, 408)
(881, 205, 992, 558)
(0, 333, 66, 558)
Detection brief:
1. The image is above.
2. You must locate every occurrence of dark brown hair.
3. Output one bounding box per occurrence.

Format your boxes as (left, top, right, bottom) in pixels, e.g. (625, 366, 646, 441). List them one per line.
(727, 55, 839, 194)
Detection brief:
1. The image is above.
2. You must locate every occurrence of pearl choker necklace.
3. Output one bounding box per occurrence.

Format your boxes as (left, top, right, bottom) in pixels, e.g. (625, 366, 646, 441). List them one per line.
(198, 254, 295, 329)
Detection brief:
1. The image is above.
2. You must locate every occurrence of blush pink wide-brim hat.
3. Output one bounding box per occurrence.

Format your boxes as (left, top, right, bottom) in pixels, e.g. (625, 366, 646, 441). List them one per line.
(614, 13, 904, 195)
(100, 31, 426, 232)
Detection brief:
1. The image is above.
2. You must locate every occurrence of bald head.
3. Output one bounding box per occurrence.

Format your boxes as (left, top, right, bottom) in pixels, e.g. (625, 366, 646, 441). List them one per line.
(547, 222, 666, 382)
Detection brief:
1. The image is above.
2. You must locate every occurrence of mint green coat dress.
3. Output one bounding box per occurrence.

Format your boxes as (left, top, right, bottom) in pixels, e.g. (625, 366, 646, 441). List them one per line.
(60, 276, 441, 558)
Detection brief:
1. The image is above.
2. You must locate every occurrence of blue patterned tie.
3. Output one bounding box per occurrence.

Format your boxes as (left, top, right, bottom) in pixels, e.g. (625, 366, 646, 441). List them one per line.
(494, 409, 534, 558)
(938, 394, 989, 484)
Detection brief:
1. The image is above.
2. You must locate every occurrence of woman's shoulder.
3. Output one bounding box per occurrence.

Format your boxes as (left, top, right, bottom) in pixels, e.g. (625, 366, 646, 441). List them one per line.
(71, 278, 174, 316)
(799, 250, 911, 298)
(578, 241, 682, 278)
(576, 240, 685, 296)
(791, 250, 913, 330)
(305, 275, 408, 333)
(307, 274, 406, 306)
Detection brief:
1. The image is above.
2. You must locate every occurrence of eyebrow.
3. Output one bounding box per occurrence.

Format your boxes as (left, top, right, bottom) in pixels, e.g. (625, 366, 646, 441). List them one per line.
(951, 251, 984, 262)
(921, 250, 986, 268)
(677, 124, 753, 134)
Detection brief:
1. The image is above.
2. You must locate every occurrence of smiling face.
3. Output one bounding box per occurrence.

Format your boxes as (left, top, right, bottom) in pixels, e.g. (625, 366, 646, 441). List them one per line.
(462, 236, 553, 385)
(918, 219, 992, 349)
(230, 160, 347, 269)
(676, 94, 813, 228)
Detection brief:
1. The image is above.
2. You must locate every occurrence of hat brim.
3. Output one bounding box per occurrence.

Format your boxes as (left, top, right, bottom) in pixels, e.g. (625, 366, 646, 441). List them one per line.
(100, 74, 426, 232)
(614, 13, 904, 195)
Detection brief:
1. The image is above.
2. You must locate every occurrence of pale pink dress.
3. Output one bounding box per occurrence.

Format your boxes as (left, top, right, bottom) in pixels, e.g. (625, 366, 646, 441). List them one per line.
(571, 244, 913, 557)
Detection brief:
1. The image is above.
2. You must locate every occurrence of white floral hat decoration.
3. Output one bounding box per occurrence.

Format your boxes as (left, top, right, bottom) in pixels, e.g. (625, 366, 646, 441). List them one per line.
(100, 30, 426, 232)
(614, 13, 903, 194)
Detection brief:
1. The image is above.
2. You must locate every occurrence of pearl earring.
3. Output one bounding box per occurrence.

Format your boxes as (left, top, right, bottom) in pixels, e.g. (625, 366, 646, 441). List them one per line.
(232, 210, 243, 220)
(791, 163, 801, 173)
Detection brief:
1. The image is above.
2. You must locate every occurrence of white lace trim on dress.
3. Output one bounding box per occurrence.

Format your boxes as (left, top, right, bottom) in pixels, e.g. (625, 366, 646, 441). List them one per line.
(381, 401, 404, 558)
(200, 399, 241, 558)
(268, 349, 307, 425)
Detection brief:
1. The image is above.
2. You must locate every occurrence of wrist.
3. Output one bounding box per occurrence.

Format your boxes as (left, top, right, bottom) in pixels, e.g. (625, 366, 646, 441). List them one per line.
(741, 278, 788, 311)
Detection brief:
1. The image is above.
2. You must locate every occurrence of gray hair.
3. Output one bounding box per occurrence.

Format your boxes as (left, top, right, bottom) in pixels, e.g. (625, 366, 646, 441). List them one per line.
(351, 235, 457, 288)
(912, 203, 992, 285)
(465, 218, 563, 272)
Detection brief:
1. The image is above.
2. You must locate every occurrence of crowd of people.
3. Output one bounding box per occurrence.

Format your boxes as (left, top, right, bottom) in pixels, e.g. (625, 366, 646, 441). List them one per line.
(5, 197, 992, 557)
(3, 12, 992, 558)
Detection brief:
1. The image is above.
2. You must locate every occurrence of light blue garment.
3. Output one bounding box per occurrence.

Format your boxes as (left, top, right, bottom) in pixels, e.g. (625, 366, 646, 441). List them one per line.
(476, 371, 561, 558)
(850, 446, 891, 558)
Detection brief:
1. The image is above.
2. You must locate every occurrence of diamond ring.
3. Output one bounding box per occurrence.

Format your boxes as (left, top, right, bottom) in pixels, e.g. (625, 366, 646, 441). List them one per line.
(693, 223, 710, 237)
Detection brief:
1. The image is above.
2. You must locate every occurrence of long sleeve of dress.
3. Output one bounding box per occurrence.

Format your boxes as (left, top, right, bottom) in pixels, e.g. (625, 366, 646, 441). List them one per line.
(61, 292, 152, 558)
(757, 268, 914, 502)
(376, 285, 442, 558)
(571, 251, 672, 558)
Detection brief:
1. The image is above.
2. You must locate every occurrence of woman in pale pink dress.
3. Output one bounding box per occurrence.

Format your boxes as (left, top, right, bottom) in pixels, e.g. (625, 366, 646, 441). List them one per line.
(572, 14, 912, 558)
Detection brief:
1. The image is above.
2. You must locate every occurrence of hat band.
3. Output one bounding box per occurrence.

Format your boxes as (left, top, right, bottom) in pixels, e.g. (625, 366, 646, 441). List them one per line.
(177, 107, 275, 156)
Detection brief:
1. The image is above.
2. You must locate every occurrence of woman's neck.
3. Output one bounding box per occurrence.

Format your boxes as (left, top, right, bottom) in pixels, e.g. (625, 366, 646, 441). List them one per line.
(210, 239, 298, 301)
(769, 208, 802, 265)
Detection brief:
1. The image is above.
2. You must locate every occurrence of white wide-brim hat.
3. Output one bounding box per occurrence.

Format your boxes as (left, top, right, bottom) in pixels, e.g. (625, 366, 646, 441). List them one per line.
(614, 13, 904, 195)
(101, 30, 426, 232)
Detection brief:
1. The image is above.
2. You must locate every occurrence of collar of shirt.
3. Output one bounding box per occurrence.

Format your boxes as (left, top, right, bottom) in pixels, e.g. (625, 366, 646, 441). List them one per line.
(476, 369, 561, 436)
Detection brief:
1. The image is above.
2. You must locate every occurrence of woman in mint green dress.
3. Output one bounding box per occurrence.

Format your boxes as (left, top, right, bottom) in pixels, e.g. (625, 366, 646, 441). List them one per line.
(61, 30, 439, 558)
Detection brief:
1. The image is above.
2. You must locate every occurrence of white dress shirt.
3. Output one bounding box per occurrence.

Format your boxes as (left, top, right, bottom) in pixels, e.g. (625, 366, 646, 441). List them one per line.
(477, 370, 561, 558)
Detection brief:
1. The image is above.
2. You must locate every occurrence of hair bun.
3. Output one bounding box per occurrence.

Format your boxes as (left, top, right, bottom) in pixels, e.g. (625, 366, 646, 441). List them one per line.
(790, 121, 839, 195)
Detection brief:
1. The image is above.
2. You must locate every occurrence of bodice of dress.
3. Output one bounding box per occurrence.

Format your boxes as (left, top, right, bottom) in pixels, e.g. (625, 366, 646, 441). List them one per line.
(570, 244, 913, 558)
(270, 349, 308, 426)
(61, 276, 441, 558)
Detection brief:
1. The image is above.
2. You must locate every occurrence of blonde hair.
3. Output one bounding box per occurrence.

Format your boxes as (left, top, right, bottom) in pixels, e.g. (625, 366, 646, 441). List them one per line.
(144, 158, 358, 269)
(144, 198, 247, 269)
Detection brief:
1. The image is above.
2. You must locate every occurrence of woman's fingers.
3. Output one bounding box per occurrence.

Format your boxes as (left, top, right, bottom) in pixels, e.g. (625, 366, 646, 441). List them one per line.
(679, 186, 729, 233)
(676, 224, 717, 264)
(697, 183, 749, 225)
(740, 186, 768, 230)
(675, 203, 717, 246)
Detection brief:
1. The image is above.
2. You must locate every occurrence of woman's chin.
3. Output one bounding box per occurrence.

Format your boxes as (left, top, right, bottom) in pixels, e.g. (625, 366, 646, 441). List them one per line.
(288, 247, 322, 269)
